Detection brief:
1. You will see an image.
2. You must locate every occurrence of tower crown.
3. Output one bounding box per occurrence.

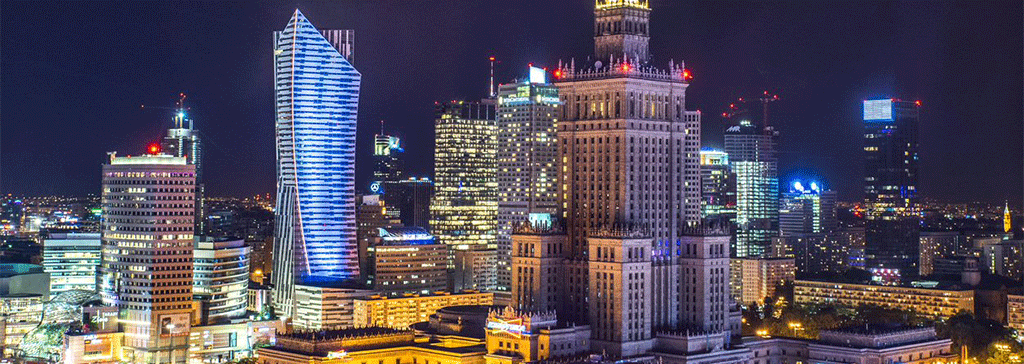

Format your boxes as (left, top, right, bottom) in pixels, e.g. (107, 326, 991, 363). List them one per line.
(594, 0, 651, 63)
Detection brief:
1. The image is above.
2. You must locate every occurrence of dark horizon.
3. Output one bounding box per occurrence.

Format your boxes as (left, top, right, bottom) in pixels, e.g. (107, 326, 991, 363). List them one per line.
(2, 1, 1022, 206)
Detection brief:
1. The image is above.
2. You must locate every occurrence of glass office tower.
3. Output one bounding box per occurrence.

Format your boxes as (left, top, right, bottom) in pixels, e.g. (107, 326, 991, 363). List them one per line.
(863, 99, 920, 281)
(272, 9, 361, 318)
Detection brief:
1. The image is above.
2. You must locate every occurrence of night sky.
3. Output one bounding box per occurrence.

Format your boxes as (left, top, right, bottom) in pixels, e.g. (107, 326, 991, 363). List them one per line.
(2, 1, 1021, 206)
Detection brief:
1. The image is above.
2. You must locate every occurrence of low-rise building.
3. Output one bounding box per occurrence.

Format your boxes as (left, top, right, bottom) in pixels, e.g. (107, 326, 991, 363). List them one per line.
(484, 306, 591, 364)
(187, 318, 285, 363)
(257, 327, 488, 364)
(793, 279, 974, 319)
(0, 263, 49, 358)
(41, 232, 102, 294)
(62, 331, 125, 364)
(292, 284, 377, 331)
(353, 291, 493, 329)
(742, 326, 955, 364)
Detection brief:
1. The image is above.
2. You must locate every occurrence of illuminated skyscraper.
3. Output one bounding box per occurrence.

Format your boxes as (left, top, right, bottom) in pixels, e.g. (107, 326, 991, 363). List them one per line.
(725, 118, 779, 258)
(431, 100, 498, 290)
(100, 152, 195, 363)
(779, 180, 836, 236)
(372, 133, 404, 186)
(700, 148, 736, 223)
(863, 99, 920, 280)
(272, 9, 361, 319)
(1005, 202, 1013, 233)
(495, 67, 561, 293)
(553, 0, 701, 331)
(161, 94, 204, 234)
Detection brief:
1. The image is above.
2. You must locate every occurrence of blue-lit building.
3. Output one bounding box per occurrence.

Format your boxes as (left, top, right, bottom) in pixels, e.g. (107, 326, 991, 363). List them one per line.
(779, 180, 837, 236)
(863, 99, 920, 281)
(271, 9, 361, 319)
(367, 227, 447, 296)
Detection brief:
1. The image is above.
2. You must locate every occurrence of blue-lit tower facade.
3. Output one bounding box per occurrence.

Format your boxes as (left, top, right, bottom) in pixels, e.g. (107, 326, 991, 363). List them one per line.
(724, 119, 779, 258)
(863, 99, 920, 281)
(272, 9, 361, 319)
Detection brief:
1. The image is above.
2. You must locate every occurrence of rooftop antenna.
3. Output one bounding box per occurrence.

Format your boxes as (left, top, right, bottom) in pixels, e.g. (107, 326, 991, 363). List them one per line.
(380, 119, 385, 136)
(141, 92, 191, 129)
(488, 56, 496, 97)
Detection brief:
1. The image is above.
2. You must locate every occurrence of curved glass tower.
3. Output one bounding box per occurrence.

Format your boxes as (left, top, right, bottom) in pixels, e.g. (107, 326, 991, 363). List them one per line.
(272, 9, 361, 318)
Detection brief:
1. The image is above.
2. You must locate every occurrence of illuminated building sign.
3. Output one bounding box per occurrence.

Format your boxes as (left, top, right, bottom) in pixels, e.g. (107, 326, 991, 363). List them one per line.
(529, 66, 546, 84)
(370, 181, 383, 194)
(487, 318, 528, 337)
(863, 99, 894, 121)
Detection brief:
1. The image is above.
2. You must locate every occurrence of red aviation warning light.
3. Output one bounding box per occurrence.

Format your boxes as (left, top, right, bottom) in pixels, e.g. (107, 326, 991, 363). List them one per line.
(621, 63, 630, 72)
(682, 69, 693, 81)
(489, 56, 495, 62)
(553, 69, 563, 79)
(148, 143, 161, 155)
(915, 100, 922, 106)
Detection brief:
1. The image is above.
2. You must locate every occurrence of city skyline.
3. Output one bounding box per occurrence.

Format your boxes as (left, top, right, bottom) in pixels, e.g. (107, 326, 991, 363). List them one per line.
(1, 1, 1021, 206)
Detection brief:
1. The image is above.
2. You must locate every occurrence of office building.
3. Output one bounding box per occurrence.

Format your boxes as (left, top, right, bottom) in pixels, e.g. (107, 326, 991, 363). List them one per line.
(352, 291, 493, 329)
(794, 279, 973, 320)
(0, 198, 24, 234)
(918, 231, 968, 276)
(495, 69, 561, 293)
(772, 234, 849, 275)
(452, 244, 498, 291)
(725, 118, 779, 258)
(431, 101, 498, 253)
(863, 99, 921, 280)
(368, 227, 448, 296)
(0, 263, 49, 358)
(382, 178, 434, 229)
(41, 232, 101, 294)
(356, 194, 400, 281)
(99, 152, 195, 363)
(552, 0, 701, 330)
(372, 133, 404, 185)
(983, 240, 1024, 281)
(272, 10, 361, 319)
(1006, 202, 1013, 233)
(192, 238, 250, 325)
(738, 257, 796, 305)
(292, 285, 375, 331)
(700, 148, 736, 222)
(161, 94, 204, 234)
(779, 180, 836, 235)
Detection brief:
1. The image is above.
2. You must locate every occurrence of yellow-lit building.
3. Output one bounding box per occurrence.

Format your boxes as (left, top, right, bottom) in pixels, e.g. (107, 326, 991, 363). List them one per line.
(353, 291, 493, 329)
(62, 331, 125, 364)
(483, 307, 590, 364)
(256, 328, 487, 364)
(430, 100, 499, 291)
(1008, 294, 1024, 332)
(187, 319, 285, 364)
(794, 280, 974, 319)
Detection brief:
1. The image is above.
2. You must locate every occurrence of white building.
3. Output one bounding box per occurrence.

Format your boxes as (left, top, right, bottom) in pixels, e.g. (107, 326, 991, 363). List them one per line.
(99, 152, 195, 364)
(42, 232, 101, 294)
(495, 73, 561, 293)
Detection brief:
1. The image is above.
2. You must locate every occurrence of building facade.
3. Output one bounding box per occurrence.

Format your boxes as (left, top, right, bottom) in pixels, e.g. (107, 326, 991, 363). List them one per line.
(794, 279, 973, 319)
(41, 232, 101, 294)
(0, 263, 49, 358)
(699, 148, 736, 223)
(272, 10, 361, 319)
(368, 227, 448, 296)
(495, 71, 561, 293)
(725, 119, 779, 258)
(918, 231, 968, 276)
(193, 238, 250, 325)
(510, 225, 567, 314)
(431, 101, 499, 261)
(779, 181, 836, 236)
(353, 291, 494, 329)
(738, 257, 795, 305)
(552, 0, 701, 331)
(161, 96, 204, 234)
(863, 99, 921, 280)
(99, 153, 196, 363)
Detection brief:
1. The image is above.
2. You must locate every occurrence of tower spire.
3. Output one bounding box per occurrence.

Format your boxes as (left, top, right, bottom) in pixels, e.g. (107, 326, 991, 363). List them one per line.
(1005, 200, 1013, 233)
(489, 56, 496, 98)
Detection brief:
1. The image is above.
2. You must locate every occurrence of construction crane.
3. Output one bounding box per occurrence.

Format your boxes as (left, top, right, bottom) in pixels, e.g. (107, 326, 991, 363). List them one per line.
(721, 90, 780, 135)
(141, 93, 191, 129)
